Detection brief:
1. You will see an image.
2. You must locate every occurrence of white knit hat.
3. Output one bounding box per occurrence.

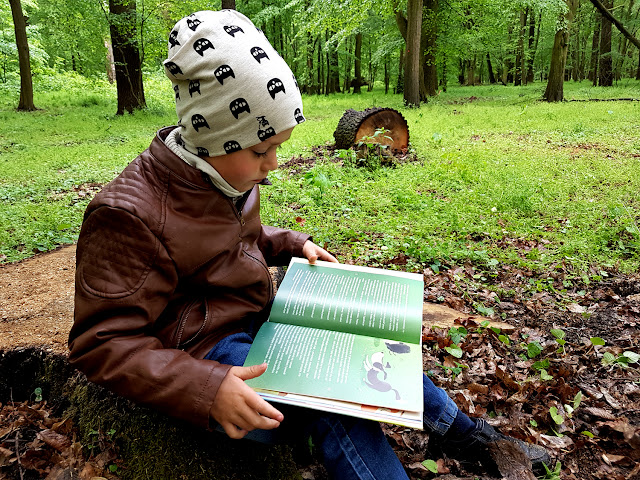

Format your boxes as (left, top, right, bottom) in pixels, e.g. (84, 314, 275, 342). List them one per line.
(164, 10, 305, 158)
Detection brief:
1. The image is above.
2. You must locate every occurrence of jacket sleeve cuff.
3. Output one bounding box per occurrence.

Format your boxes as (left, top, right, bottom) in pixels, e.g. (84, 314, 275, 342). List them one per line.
(205, 362, 234, 431)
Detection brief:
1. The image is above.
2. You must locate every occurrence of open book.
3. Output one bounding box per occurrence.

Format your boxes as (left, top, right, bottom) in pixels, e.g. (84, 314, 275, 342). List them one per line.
(243, 258, 424, 428)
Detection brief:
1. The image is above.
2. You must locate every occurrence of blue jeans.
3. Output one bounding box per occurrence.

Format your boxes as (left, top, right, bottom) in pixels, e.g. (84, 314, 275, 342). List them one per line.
(205, 332, 458, 480)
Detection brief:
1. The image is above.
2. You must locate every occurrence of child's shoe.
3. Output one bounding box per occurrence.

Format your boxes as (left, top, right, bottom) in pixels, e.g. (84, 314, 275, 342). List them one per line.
(430, 419, 551, 474)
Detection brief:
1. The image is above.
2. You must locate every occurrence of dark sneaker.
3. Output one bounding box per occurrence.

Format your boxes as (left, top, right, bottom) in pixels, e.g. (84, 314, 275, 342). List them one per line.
(430, 419, 551, 474)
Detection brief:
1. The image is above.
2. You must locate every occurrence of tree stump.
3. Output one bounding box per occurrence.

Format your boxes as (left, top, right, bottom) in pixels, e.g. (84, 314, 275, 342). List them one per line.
(333, 108, 409, 152)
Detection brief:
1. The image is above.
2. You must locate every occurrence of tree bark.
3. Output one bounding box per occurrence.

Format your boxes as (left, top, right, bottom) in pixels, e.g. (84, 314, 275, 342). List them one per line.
(588, 13, 601, 83)
(404, 0, 423, 106)
(109, 0, 146, 114)
(221, 0, 236, 9)
(515, 8, 527, 85)
(325, 32, 340, 94)
(526, 11, 539, 83)
(544, 0, 578, 101)
(423, 0, 439, 97)
(598, 0, 613, 86)
(9, 0, 36, 111)
(353, 32, 363, 94)
(486, 53, 496, 83)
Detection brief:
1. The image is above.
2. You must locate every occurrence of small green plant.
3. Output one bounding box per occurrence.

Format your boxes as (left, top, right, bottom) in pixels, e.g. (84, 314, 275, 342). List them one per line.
(549, 406, 564, 425)
(355, 127, 394, 170)
(435, 361, 468, 378)
(602, 350, 640, 368)
(538, 461, 562, 480)
(32, 387, 43, 402)
(421, 459, 438, 473)
(550, 328, 566, 354)
(303, 169, 333, 203)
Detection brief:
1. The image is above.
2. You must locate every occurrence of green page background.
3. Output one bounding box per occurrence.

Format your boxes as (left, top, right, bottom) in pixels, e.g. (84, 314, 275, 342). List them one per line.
(269, 261, 423, 344)
(245, 322, 422, 412)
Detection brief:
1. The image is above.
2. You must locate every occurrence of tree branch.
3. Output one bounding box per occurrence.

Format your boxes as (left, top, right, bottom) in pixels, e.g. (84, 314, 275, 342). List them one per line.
(588, 0, 640, 49)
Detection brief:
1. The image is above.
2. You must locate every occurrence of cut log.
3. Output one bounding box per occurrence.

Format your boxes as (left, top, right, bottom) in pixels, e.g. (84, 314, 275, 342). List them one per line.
(333, 108, 409, 152)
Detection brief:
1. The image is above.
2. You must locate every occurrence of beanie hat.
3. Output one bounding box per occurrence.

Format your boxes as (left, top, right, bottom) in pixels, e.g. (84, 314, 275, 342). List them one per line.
(164, 10, 305, 158)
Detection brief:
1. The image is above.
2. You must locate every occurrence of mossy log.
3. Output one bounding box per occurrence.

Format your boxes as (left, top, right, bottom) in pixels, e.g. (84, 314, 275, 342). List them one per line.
(0, 348, 303, 480)
(333, 108, 409, 152)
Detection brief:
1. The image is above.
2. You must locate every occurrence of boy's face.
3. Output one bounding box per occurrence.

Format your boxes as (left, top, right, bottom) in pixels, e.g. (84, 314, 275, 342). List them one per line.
(205, 127, 294, 192)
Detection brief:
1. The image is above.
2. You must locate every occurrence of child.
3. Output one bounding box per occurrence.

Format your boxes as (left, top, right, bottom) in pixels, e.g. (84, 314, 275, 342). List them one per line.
(69, 10, 549, 479)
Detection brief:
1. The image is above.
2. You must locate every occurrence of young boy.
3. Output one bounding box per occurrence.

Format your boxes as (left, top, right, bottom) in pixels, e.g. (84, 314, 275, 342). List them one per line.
(69, 10, 549, 479)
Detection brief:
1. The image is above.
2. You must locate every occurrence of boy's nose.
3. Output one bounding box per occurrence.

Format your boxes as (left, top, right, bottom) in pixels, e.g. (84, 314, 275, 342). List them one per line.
(262, 151, 278, 171)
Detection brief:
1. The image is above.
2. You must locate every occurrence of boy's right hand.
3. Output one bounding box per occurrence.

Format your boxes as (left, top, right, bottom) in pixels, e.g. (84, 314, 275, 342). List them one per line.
(210, 363, 284, 439)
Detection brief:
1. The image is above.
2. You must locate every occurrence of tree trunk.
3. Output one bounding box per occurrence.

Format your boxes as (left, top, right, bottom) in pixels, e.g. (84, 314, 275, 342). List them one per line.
(396, 47, 404, 94)
(221, 0, 236, 9)
(384, 56, 390, 94)
(486, 53, 496, 83)
(515, 8, 526, 85)
(598, 0, 613, 86)
(353, 32, 363, 94)
(109, 0, 146, 114)
(526, 11, 539, 83)
(466, 56, 476, 85)
(423, 0, 439, 97)
(325, 32, 340, 94)
(544, 0, 577, 101)
(9, 0, 36, 111)
(343, 38, 352, 92)
(404, 0, 423, 106)
(504, 23, 514, 83)
(588, 13, 601, 83)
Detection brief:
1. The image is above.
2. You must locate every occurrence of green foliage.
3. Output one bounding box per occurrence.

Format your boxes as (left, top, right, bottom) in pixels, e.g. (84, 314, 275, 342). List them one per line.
(421, 459, 438, 473)
(538, 461, 563, 480)
(2, 80, 640, 272)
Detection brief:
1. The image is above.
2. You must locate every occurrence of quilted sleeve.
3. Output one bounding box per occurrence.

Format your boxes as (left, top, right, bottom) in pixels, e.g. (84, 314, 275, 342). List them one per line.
(69, 206, 231, 429)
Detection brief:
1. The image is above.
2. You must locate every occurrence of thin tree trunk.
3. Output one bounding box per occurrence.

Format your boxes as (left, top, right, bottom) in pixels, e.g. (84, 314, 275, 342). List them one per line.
(515, 8, 527, 85)
(486, 53, 496, 83)
(589, 13, 601, 82)
(109, 0, 146, 114)
(396, 47, 404, 94)
(9, 0, 36, 111)
(221, 0, 236, 9)
(423, 0, 438, 97)
(526, 11, 538, 83)
(544, 0, 578, 101)
(598, 0, 613, 86)
(404, 0, 423, 106)
(384, 56, 389, 93)
(353, 32, 363, 94)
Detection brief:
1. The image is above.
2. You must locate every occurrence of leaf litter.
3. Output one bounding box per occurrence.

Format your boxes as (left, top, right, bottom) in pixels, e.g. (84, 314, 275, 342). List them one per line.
(1, 250, 639, 479)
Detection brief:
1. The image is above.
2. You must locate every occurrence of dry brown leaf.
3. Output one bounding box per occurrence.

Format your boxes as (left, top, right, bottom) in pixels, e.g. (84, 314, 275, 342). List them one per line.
(37, 429, 72, 452)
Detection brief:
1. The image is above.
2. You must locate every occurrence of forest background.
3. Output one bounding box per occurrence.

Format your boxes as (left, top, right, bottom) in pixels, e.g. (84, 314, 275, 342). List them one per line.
(0, 1, 639, 478)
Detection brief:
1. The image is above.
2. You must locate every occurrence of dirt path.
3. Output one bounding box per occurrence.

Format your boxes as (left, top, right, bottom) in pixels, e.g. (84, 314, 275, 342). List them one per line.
(0, 245, 76, 354)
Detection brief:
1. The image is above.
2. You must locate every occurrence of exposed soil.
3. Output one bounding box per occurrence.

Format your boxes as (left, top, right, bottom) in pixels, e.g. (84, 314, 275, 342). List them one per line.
(1, 245, 639, 479)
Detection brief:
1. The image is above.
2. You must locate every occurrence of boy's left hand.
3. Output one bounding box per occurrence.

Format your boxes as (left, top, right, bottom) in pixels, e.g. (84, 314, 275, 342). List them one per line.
(302, 240, 338, 264)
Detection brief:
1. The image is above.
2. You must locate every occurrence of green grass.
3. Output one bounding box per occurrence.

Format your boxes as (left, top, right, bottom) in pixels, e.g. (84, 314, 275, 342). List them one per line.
(1, 72, 639, 277)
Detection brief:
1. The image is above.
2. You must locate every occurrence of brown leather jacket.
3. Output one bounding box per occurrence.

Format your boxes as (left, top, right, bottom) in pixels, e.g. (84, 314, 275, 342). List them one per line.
(69, 127, 310, 429)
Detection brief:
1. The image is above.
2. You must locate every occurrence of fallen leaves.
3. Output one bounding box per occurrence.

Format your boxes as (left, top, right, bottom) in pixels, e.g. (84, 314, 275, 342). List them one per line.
(0, 399, 120, 479)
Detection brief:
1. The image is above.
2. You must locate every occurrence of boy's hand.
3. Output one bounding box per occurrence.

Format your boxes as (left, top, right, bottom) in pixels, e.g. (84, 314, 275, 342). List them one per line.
(211, 363, 284, 439)
(302, 240, 338, 264)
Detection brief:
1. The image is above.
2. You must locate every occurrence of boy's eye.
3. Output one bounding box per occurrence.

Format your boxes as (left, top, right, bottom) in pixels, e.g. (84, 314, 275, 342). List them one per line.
(253, 150, 268, 158)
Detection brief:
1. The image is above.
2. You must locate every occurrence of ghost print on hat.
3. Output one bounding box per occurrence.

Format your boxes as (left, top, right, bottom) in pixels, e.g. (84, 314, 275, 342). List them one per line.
(164, 10, 305, 158)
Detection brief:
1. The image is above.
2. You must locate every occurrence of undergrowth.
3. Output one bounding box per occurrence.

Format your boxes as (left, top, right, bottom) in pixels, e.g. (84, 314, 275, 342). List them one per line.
(1, 72, 639, 278)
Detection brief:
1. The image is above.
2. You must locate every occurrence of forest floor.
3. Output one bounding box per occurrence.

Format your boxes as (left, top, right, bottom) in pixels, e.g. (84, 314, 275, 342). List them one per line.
(0, 245, 639, 480)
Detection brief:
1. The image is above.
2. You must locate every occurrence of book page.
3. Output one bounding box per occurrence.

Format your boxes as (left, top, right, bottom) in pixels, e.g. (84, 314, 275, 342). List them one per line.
(269, 259, 423, 344)
(244, 322, 422, 412)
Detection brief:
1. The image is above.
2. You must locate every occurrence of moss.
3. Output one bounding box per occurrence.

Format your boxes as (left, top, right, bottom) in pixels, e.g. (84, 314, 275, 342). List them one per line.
(1, 348, 302, 480)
